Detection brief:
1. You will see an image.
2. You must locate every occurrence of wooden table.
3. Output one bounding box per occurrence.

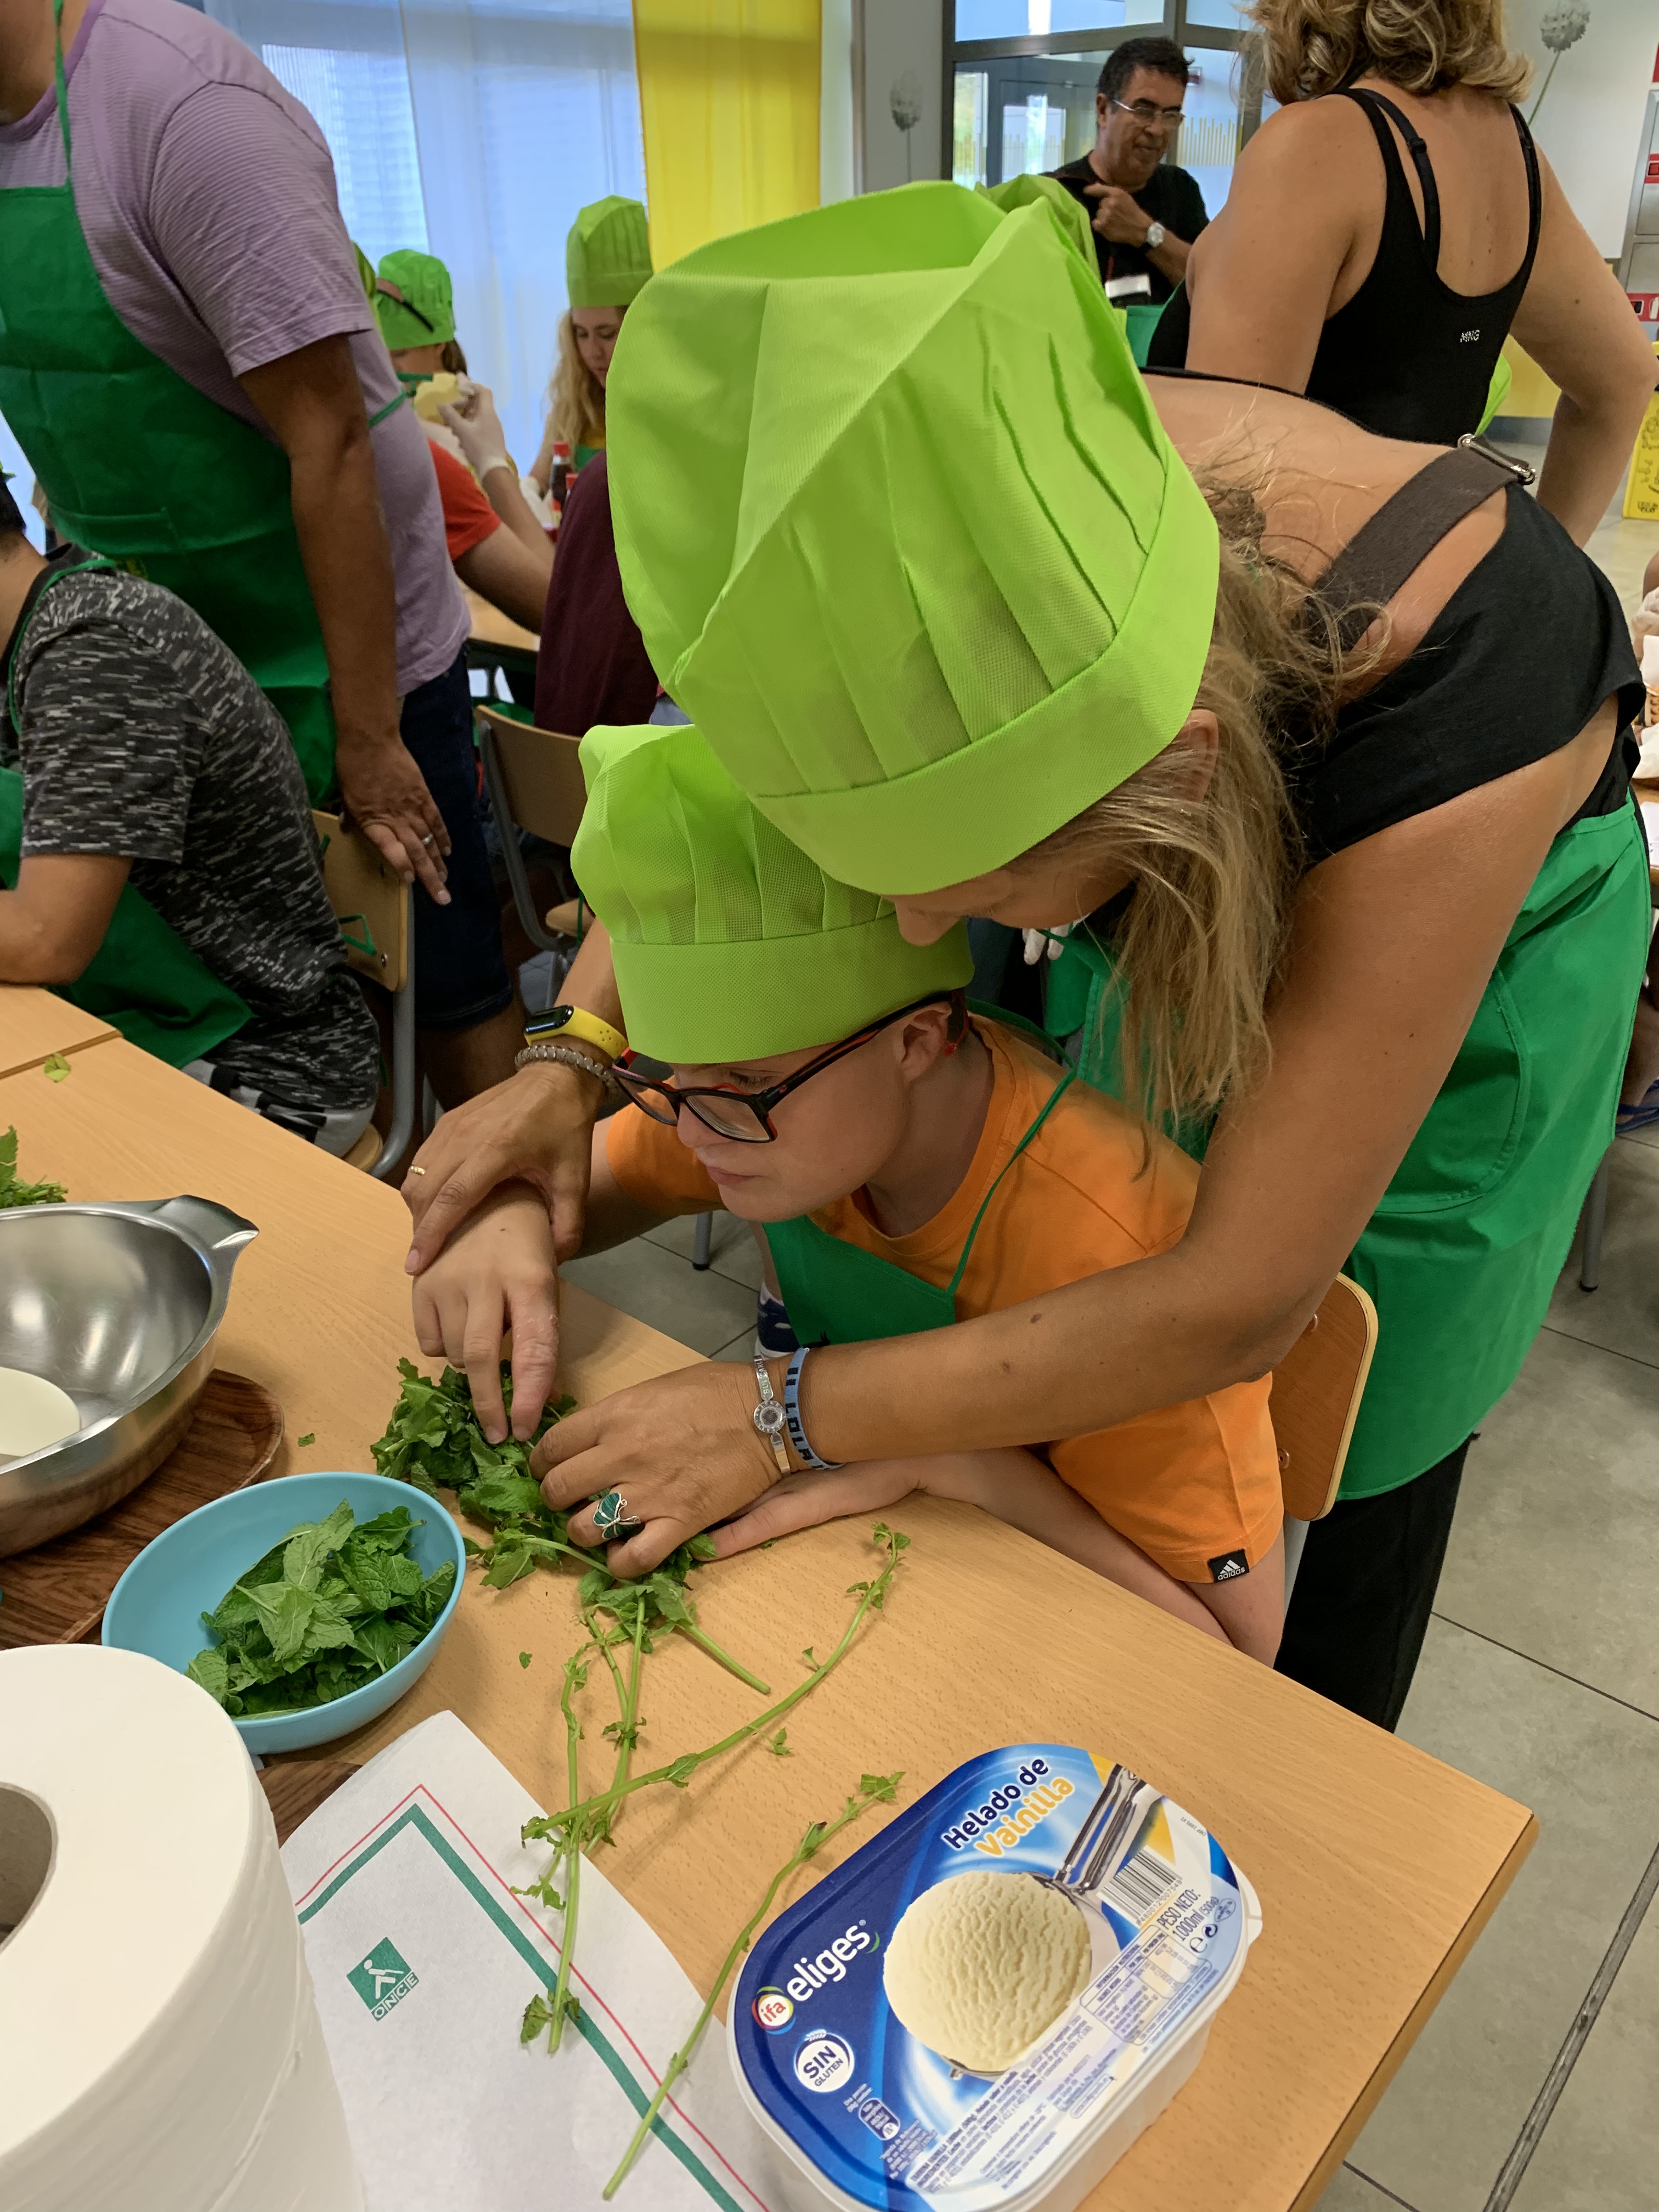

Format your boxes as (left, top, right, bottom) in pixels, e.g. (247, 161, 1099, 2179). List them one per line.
(0, 985, 118, 1079)
(0, 1042, 1538, 2211)
(464, 584, 538, 692)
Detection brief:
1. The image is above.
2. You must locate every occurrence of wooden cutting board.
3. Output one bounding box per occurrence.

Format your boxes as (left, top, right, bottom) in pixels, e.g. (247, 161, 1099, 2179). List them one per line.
(0, 1369, 283, 1647)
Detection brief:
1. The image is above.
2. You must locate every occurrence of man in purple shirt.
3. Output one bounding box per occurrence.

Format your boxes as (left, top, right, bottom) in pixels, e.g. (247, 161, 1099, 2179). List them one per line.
(0, 0, 521, 1102)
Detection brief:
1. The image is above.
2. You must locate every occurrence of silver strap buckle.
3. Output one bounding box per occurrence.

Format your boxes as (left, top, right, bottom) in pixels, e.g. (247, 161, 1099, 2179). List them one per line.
(1456, 430, 1536, 486)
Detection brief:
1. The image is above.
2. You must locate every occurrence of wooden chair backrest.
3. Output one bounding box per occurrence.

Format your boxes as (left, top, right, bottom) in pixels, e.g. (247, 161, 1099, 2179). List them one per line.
(475, 704, 587, 847)
(1269, 1274, 1379, 1522)
(311, 811, 410, 995)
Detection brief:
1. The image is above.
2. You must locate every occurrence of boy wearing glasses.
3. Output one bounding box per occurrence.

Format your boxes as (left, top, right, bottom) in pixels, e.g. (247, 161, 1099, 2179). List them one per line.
(1048, 37, 1207, 304)
(413, 723, 1284, 1660)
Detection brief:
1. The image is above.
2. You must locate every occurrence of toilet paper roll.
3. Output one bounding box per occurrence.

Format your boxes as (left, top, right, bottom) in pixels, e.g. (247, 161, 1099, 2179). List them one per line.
(0, 1645, 363, 2212)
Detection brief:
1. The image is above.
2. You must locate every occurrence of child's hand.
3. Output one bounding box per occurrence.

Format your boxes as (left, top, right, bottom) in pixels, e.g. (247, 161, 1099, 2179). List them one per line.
(411, 1182, 559, 1443)
(705, 1462, 922, 1557)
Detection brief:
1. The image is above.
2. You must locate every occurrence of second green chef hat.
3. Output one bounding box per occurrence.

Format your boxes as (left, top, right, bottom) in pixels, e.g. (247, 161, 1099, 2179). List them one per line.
(374, 250, 456, 350)
(566, 196, 653, 311)
(607, 181, 1218, 896)
(572, 721, 972, 1063)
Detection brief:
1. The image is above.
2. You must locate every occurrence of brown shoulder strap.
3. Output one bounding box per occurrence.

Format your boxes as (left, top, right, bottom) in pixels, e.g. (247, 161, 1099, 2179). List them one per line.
(1312, 442, 1529, 653)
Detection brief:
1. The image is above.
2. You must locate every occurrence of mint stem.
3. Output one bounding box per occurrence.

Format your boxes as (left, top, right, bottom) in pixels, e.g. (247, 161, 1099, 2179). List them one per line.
(601, 1781, 900, 2199)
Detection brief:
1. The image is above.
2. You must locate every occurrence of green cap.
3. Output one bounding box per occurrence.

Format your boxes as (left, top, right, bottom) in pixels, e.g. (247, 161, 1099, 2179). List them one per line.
(566, 197, 653, 311)
(607, 182, 1218, 895)
(374, 250, 456, 351)
(572, 722, 973, 1063)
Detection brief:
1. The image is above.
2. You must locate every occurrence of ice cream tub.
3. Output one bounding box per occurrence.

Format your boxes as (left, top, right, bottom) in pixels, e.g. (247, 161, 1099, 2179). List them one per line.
(729, 1743, 1260, 2212)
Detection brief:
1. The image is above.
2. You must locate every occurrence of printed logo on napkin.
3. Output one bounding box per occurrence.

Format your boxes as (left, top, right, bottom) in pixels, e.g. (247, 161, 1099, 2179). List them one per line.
(348, 1937, 419, 2021)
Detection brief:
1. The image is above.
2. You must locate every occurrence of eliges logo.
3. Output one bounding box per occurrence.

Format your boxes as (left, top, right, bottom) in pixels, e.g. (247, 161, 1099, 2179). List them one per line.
(782, 1920, 877, 2006)
(752, 1987, 795, 2032)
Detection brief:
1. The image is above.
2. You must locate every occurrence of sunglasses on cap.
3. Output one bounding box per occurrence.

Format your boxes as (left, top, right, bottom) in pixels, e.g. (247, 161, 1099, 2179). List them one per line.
(615, 992, 967, 1144)
(376, 279, 438, 335)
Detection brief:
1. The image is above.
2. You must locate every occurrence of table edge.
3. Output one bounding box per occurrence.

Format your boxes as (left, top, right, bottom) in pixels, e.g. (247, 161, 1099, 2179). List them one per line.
(1288, 1807, 1541, 2209)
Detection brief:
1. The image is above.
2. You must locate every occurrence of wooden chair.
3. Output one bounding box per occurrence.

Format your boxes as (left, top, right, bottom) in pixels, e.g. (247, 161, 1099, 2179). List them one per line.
(476, 708, 716, 1265)
(1269, 1274, 1379, 1607)
(475, 704, 587, 955)
(312, 811, 416, 1179)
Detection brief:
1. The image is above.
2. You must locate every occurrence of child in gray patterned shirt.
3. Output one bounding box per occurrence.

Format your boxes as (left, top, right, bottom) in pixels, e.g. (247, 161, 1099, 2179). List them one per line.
(0, 480, 379, 1154)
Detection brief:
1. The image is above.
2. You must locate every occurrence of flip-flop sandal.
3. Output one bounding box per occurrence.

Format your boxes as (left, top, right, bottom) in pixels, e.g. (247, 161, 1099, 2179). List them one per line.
(1617, 1081, 1659, 1135)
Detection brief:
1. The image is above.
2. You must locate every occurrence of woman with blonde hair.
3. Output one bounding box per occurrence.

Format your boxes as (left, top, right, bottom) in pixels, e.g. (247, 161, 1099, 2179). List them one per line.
(530, 196, 652, 490)
(1148, 0, 1654, 544)
(400, 189, 1650, 1729)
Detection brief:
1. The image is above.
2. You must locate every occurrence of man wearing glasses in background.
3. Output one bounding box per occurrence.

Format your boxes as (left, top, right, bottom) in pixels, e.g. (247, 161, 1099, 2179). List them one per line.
(1048, 37, 1207, 304)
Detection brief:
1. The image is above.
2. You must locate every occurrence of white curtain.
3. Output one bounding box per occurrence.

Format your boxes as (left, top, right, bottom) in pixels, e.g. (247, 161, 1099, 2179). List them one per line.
(205, 0, 647, 464)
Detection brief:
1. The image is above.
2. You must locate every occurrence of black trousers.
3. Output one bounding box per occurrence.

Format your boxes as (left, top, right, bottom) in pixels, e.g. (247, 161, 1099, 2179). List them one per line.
(1274, 1437, 1471, 1731)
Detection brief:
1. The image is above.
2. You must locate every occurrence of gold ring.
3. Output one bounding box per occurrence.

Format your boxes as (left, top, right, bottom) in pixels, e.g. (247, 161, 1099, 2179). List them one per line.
(408, 1165, 428, 1177)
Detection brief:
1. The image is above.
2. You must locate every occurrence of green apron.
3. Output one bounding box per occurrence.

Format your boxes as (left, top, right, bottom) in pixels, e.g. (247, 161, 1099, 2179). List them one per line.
(765, 1062, 1074, 1344)
(1123, 301, 1167, 369)
(1, 558, 250, 1068)
(1044, 803, 1652, 1497)
(0, 4, 347, 800)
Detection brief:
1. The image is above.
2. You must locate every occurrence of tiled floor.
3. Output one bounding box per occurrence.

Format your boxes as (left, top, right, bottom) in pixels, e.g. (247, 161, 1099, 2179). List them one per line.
(565, 504, 1659, 2209)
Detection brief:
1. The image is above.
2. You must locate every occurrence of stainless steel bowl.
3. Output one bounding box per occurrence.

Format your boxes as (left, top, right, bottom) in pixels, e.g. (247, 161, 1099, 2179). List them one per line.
(0, 1197, 258, 1556)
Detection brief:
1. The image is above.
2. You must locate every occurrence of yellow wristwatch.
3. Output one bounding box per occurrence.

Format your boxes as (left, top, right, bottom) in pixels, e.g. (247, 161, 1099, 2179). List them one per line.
(523, 1004, 628, 1064)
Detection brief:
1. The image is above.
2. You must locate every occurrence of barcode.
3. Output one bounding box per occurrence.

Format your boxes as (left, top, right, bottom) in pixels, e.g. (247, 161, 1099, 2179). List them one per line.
(1101, 1843, 1178, 1920)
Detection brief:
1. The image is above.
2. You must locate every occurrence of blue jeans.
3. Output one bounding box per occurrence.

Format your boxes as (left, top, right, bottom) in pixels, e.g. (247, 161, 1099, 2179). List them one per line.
(401, 650, 512, 1030)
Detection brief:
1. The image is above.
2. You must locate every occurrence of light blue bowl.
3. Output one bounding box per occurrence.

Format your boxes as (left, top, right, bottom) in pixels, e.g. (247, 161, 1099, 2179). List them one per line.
(102, 1471, 465, 1754)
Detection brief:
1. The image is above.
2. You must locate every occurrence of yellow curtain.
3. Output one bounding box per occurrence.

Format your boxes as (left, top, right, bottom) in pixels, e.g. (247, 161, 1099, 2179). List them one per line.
(631, 1, 821, 269)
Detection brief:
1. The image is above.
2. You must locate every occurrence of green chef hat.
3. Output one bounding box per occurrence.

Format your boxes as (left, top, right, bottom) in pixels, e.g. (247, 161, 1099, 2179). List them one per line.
(977, 172, 1096, 270)
(572, 721, 973, 1063)
(566, 196, 653, 311)
(374, 250, 456, 350)
(606, 181, 1218, 895)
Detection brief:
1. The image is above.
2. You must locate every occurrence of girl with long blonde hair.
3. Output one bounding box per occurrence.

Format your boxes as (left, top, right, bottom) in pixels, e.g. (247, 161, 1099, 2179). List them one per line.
(530, 195, 652, 492)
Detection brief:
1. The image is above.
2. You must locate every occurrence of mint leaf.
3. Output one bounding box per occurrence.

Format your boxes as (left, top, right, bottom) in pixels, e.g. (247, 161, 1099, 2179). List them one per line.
(187, 1649, 229, 1704)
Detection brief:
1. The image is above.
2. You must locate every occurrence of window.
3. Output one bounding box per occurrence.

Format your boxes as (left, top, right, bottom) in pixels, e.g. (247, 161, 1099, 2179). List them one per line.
(206, 0, 646, 462)
(261, 46, 427, 266)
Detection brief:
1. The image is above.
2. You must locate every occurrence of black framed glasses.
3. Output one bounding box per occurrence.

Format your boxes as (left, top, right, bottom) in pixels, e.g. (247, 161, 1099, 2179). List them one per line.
(613, 992, 962, 1144)
(1111, 98, 1185, 129)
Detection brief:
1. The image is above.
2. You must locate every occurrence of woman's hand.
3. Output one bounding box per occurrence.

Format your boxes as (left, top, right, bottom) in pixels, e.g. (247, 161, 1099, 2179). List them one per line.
(403, 1060, 604, 1272)
(704, 1464, 923, 1558)
(410, 1183, 560, 1441)
(438, 385, 512, 480)
(533, 1361, 787, 1575)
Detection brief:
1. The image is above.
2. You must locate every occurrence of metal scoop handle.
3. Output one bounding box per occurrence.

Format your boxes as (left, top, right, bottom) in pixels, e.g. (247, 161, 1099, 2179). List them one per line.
(1043, 1764, 1147, 1897)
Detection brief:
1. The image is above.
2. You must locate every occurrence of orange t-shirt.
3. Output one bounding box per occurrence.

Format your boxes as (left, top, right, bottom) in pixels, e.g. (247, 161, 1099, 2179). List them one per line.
(428, 441, 500, 562)
(605, 1020, 1280, 1583)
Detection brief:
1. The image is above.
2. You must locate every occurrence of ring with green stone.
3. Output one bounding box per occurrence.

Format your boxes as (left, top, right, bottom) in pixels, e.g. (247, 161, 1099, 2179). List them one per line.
(591, 1489, 640, 1542)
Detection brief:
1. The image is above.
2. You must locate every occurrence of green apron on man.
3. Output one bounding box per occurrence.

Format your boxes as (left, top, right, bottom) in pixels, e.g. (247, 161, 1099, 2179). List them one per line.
(0, 3, 344, 800)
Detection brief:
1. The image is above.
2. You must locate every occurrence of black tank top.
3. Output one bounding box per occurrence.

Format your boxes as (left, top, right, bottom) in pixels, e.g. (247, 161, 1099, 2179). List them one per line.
(1305, 91, 1541, 442)
(1147, 92, 1542, 444)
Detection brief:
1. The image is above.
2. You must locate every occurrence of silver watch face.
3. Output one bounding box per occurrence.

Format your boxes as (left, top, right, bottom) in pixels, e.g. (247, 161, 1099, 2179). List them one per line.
(753, 1402, 787, 1437)
(1144, 221, 1165, 250)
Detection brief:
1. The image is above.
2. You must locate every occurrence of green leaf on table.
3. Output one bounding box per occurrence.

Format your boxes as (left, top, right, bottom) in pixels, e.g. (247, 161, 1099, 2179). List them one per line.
(42, 1053, 70, 1083)
(296, 1432, 315, 1448)
(0, 1126, 66, 1208)
(519, 1651, 533, 1669)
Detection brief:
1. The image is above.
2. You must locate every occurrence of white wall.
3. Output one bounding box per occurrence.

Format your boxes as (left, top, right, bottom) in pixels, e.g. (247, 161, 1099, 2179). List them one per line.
(859, 0, 947, 191)
(1505, 0, 1655, 257)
